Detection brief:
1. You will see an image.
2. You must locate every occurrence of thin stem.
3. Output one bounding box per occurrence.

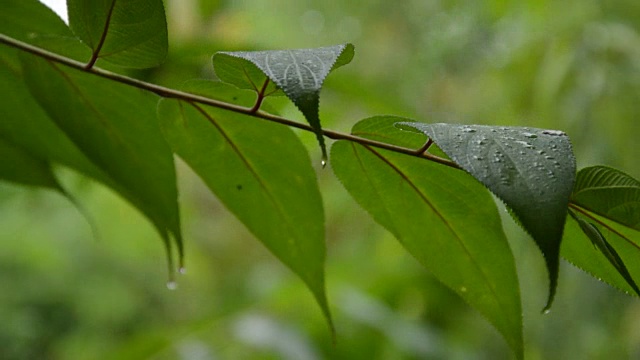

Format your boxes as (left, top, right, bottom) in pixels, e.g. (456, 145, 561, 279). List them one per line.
(250, 78, 270, 113)
(414, 139, 433, 155)
(85, 0, 117, 69)
(0, 34, 461, 169)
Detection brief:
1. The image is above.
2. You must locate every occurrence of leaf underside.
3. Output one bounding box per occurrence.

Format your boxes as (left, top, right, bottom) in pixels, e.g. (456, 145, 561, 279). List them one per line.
(68, 0, 168, 68)
(212, 44, 355, 161)
(332, 116, 523, 358)
(157, 80, 333, 334)
(19, 54, 183, 275)
(399, 122, 576, 310)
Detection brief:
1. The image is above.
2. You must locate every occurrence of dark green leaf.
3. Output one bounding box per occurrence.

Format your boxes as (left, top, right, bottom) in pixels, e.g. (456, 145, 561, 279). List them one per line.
(399, 122, 576, 310)
(332, 116, 522, 358)
(0, 47, 111, 185)
(157, 80, 332, 333)
(571, 166, 640, 230)
(212, 44, 355, 161)
(20, 54, 182, 276)
(68, 0, 168, 68)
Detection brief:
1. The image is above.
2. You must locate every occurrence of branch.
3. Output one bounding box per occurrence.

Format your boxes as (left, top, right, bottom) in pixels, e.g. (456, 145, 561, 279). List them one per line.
(0, 34, 461, 170)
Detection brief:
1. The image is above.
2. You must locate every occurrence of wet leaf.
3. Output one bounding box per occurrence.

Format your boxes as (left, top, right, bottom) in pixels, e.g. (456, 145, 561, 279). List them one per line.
(157, 80, 332, 334)
(399, 122, 576, 310)
(68, 0, 168, 68)
(332, 116, 523, 358)
(212, 44, 355, 161)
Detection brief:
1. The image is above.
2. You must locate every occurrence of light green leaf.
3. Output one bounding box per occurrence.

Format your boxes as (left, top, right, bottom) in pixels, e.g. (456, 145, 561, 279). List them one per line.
(562, 210, 640, 297)
(571, 166, 640, 230)
(20, 54, 182, 276)
(332, 116, 522, 359)
(157, 80, 332, 333)
(68, 0, 168, 68)
(399, 122, 576, 310)
(212, 44, 355, 161)
(0, 137, 62, 191)
(567, 210, 640, 296)
(562, 166, 640, 297)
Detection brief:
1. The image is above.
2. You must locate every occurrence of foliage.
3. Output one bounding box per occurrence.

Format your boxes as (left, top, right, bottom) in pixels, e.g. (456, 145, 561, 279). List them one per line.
(1, 0, 640, 358)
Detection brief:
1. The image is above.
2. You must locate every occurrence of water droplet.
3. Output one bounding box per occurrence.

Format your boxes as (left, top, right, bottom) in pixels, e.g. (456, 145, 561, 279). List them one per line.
(179, 267, 187, 275)
(542, 130, 565, 136)
(321, 159, 327, 167)
(515, 140, 533, 148)
(537, 150, 546, 155)
(543, 308, 551, 315)
(166, 281, 178, 290)
(545, 156, 555, 160)
(462, 127, 476, 133)
(473, 155, 484, 160)
(523, 132, 538, 138)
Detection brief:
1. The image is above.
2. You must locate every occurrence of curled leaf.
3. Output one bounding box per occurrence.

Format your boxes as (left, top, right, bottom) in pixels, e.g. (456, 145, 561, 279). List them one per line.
(213, 44, 355, 162)
(398, 122, 576, 310)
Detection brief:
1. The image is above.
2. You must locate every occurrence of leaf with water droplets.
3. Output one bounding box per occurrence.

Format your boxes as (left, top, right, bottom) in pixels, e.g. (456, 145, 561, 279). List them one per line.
(213, 44, 355, 161)
(332, 117, 523, 358)
(398, 123, 576, 310)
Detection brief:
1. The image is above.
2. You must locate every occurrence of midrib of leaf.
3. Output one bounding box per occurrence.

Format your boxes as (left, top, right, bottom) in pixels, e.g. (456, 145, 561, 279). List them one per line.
(347, 142, 399, 236)
(85, 0, 117, 68)
(189, 102, 309, 264)
(360, 144, 504, 307)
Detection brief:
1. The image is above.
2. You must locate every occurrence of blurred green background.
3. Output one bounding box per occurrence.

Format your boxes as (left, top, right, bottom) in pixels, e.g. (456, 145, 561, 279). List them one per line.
(2, 0, 640, 358)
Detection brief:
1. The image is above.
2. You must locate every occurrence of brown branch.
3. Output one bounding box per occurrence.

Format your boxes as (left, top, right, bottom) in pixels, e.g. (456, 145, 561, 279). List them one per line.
(0, 34, 461, 169)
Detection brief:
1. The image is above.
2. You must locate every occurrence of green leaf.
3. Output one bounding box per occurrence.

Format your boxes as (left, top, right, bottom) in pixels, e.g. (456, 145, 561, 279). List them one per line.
(567, 210, 640, 296)
(562, 166, 640, 297)
(0, 137, 62, 191)
(19, 54, 183, 276)
(0, 0, 90, 60)
(212, 44, 355, 162)
(562, 210, 640, 296)
(331, 116, 522, 358)
(571, 166, 640, 230)
(67, 0, 168, 68)
(399, 122, 576, 310)
(212, 53, 283, 96)
(0, 47, 111, 186)
(157, 80, 332, 333)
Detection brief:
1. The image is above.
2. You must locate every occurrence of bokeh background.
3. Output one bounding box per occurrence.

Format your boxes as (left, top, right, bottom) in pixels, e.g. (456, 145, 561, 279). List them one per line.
(2, 0, 640, 359)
